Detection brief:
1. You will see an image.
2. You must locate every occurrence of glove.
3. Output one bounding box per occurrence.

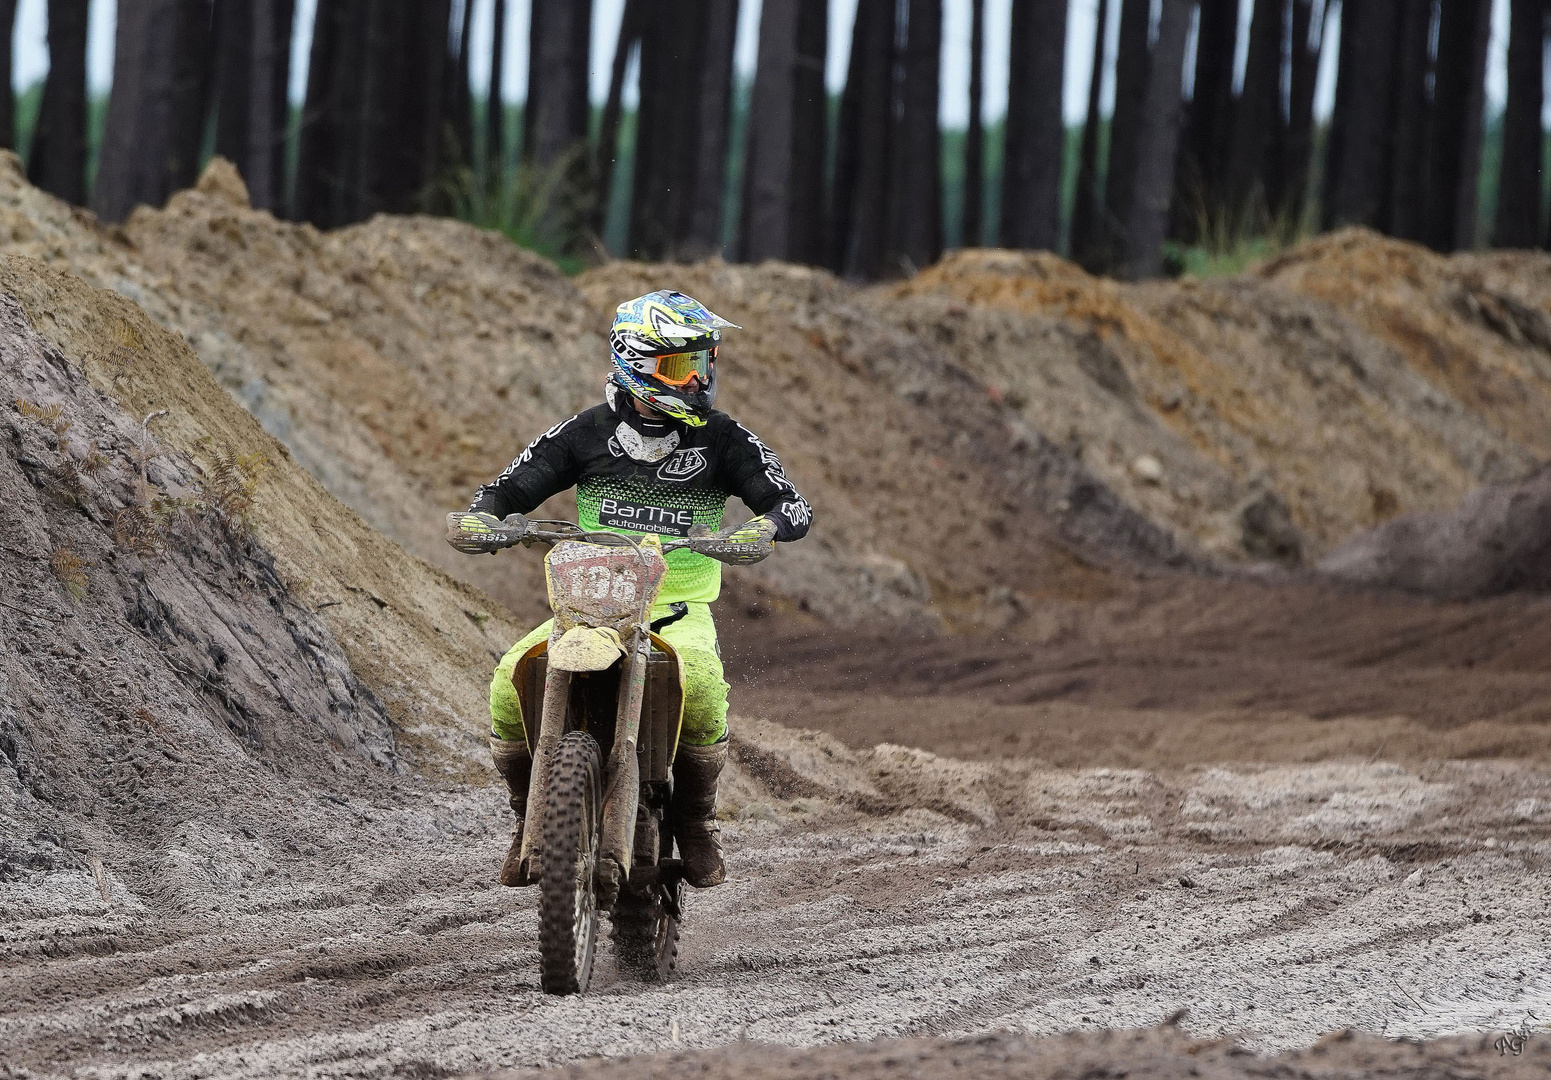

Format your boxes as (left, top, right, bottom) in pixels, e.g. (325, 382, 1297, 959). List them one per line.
(446, 511, 525, 554)
(697, 515, 777, 565)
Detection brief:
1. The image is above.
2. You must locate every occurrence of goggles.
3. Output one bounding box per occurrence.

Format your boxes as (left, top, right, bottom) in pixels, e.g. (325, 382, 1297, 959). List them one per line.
(651, 346, 716, 389)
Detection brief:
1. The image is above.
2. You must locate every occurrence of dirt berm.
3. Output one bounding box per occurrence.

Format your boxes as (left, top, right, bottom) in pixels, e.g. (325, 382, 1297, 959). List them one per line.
(13, 156, 1547, 633)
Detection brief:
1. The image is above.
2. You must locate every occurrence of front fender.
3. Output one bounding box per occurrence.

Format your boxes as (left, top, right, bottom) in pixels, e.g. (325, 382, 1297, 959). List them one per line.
(548, 626, 627, 672)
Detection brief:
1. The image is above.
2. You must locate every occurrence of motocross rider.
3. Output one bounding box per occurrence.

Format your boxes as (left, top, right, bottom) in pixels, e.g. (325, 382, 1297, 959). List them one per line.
(449, 291, 812, 889)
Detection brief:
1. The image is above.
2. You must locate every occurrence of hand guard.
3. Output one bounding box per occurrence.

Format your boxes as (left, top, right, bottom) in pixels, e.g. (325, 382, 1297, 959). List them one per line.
(446, 511, 527, 554)
(693, 515, 777, 565)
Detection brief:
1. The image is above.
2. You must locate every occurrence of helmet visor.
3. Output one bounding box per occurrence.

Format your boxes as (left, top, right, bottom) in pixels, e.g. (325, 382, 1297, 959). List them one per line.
(652, 347, 716, 388)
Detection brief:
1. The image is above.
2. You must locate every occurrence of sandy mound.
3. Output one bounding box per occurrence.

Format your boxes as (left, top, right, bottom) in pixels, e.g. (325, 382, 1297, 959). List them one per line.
(1319, 466, 1551, 599)
(0, 254, 526, 789)
(877, 234, 1549, 566)
(0, 156, 1179, 630)
(498, 1027, 1549, 1080)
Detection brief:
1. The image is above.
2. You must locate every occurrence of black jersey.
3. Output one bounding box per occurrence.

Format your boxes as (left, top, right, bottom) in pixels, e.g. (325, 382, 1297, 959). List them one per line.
(469, 387, 812, 604)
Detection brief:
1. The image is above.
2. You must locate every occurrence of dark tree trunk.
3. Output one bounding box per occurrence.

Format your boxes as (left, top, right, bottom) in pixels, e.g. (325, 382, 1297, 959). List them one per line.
(740, 0, 799, 262)
(1380, 0, 1431, 239)
(632, 0, 708, 259)
(593, 0, 640, 239)
(486, 0, 506, 194)
(962, 0, 985, 247)
(1323, 0, 1403, 229)
(0, 1, 16, 151)
(1123, 0, 1194, 278)
(1274, 0, 1324, 231)
(1000, 0, 1067, 251)
(1422, 0, 1491, 251)
(832, 0, 895, 278)
(1174, 0, 1237, 240)
(1496, 0, 1545, 247)
(1102, 0, 1152, 269)
(887, 0, 942, 275)
(295, 0, 346, 225)
(214, 0, 293, 211)
(786, 0, 828, 266)
(446, 0, 477, 184)
(1071, 0, 1110, 268)
(524, 0, 591, 246)
(94, 0, 216, 224)
(403, 0, 457, 215)
(1226, 0, 1282, 232)
(523, 0, 592, 170)
(28, 0, 90, 205)
(685, 0, 739, 257)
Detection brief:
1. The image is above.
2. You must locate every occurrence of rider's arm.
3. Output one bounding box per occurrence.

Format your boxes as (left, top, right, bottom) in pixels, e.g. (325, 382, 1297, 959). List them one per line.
(718, 420, 813, 542)
(469, 415, 585, 518)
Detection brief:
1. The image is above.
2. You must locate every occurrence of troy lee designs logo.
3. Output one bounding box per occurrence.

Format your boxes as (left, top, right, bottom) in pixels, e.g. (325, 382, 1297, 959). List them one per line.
(657, 448, 708, 482)
(599, 498, 695, 536)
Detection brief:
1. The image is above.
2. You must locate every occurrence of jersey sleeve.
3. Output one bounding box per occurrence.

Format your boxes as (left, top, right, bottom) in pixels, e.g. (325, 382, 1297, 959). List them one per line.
(468, 415, 585, 518)
(721, 421, 813, 542)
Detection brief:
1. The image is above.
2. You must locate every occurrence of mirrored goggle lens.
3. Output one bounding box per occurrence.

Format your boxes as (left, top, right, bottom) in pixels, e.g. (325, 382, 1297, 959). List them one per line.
(654, 348, 715, 387)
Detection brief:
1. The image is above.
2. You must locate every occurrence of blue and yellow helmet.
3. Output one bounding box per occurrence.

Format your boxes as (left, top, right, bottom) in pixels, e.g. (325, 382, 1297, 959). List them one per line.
(609, 291, 739, 427)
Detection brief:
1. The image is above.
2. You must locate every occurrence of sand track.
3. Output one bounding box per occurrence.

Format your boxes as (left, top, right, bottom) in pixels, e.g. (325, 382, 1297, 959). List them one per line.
(3, 717, 1548, 1078)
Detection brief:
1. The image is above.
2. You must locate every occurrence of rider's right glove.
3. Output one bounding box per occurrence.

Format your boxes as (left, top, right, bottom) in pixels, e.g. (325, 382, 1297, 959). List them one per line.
(446, 511, 523, 554)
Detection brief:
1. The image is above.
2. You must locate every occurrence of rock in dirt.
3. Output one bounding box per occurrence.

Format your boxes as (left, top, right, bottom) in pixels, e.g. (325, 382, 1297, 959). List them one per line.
(1319, 466, 1551, 599)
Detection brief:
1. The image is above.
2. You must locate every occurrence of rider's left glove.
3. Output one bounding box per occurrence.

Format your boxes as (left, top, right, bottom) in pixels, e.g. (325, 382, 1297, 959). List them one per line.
(446, 511, 516, 554)
(708, 515, 777, 564)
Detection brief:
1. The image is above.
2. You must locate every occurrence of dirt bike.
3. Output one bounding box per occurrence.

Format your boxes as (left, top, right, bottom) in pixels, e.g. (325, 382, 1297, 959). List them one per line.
(447, 513, 769, 995)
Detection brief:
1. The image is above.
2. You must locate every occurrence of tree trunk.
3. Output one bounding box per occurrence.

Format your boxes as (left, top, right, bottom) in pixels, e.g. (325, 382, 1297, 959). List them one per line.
(524, 0, 591, 247)
(786, 0, 828, 266)
(214, 0, 252, 174)
(1102, 0, 1152, 270)
(93, 0, 215, 224)
(887, 0, 942, 275)
(486, 0, 506, 195)
(1496, 0, 1545, 247)
(1274, 0, 1324, 232)
(1422, 0, 1491, 251)
(215, 0, 292, 211)
(1071, 0, 1109, 268)
(632, 0, 709, 258)
(295, 0, 347, 225)
(832, 0, 895, 278)
(28, 0, 90, 205)
(1323, 0, 1402, 228)
(524, 0, 592, 170)
(1000, 0, 1067, 251)
(1174, 0, 1236, 241)
(740, 0, 800, 262)
(593, 0, 640, 239)
(1380, 0, 1431, 240)
(1226, 0, 1282, 233)
(445, 0, 477, 193)
(0, 1, 16, 151)
(962, 0, 985, 247)
(1123, 0, 1194, 278)
(685, 0, 738, 257)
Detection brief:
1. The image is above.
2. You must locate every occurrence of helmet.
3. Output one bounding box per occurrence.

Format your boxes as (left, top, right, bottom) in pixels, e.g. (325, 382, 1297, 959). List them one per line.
(608, 291, 739, 427)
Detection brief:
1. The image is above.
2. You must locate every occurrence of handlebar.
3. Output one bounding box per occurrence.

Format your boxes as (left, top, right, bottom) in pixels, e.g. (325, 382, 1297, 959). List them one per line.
(446, 514, 770, 564)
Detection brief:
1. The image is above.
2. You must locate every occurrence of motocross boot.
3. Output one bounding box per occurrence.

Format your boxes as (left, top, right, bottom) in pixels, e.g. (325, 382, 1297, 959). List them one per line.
(669, 740, 728, 888)
(489, 736, 534, 887)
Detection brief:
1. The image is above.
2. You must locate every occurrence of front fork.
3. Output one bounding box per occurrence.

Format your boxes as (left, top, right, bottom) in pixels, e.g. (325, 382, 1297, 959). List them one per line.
(517, 626, 649, 908)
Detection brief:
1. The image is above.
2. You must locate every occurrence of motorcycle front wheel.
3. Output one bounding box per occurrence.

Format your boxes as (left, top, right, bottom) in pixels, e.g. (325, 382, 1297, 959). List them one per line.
(538, 730, 602, 995)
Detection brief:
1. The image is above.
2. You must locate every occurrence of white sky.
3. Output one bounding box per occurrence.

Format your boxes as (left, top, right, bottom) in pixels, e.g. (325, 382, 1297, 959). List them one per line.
(11, 0, 1515, 130)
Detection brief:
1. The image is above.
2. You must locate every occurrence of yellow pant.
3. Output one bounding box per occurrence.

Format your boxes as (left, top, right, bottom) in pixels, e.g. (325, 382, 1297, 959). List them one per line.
(489, 602, 730, 747)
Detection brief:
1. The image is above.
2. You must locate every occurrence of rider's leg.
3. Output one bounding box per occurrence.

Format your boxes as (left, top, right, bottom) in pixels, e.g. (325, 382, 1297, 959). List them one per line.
(656, 604, 730, 887)
(488, 619, 553, 886)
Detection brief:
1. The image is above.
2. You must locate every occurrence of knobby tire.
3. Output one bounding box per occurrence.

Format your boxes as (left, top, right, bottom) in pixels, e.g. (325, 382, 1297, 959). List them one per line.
(538, 730, 602, 995)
